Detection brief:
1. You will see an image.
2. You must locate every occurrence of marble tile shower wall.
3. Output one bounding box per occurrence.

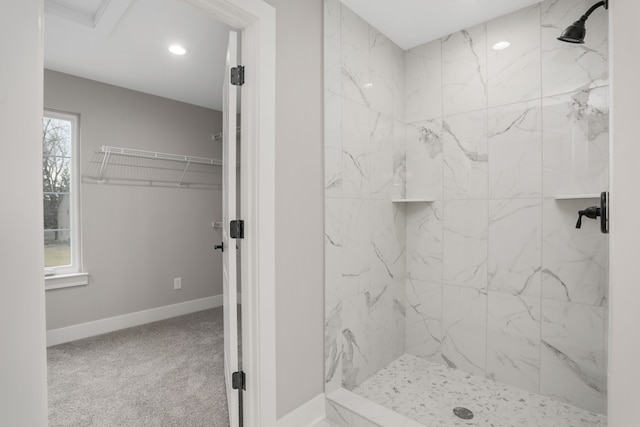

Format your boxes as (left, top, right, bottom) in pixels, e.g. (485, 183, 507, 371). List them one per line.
(324, 0, 408, 394)
(324, 0, 608, 417)
(403, 0, 609, 415)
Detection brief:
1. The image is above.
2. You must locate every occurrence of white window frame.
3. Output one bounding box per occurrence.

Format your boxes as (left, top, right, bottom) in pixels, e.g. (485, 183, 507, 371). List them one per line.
(43, 110, 87, 289)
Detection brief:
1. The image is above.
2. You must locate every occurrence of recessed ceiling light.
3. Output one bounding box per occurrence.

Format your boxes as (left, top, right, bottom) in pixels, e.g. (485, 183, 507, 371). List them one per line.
(364, 83, 373, 89)
(492, 41, 511, 51)
(169, 44, 189, 55)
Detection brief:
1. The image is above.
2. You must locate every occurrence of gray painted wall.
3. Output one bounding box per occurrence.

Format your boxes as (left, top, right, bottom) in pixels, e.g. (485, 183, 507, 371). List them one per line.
(265, 0, 326, 419)
(44, 70, 223, 330)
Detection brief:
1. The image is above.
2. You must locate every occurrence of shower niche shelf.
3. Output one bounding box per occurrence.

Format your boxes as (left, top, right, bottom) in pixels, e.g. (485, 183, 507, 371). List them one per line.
(554, 194, 600, 200)
(392, 198, 434, 203)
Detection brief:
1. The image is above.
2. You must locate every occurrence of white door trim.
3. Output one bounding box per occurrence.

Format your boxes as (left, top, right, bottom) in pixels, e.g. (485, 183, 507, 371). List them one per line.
(179, 1, 277, 426)
(222, 30, 240, 426)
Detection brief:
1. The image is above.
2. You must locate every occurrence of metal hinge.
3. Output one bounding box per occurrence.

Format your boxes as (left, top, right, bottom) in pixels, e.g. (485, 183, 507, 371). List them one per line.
(232, 371, 246, 390)
(230, 220, 244, 239)
(231, 66, 245, 86)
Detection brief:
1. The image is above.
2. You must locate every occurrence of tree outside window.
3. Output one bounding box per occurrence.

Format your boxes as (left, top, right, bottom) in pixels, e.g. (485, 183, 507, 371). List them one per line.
(43, 112, 79, 272)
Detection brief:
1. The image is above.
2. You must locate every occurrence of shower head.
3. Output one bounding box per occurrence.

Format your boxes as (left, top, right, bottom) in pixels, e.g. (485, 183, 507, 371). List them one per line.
(557, 0, 608, 44)
(557, 19, 587, 44)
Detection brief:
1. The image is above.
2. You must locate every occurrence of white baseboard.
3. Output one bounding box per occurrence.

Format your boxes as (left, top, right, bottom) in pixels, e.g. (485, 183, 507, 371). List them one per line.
(47, 295, 222, 347)
(277, 393, 326, 427)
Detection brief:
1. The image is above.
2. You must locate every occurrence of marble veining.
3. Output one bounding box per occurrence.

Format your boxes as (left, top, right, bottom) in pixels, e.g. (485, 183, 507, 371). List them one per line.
(392, 122, 407, 199)
(541, 198, 608, 307)
(487, 4, 542, 107)
(372, 201, 405, 284)
(542, 87, 609, 199)
(406, 119, 443, 200)
(406, 202, 443, 284)
(325, 90, 343, 198)
(327, 388, 425, 427)
(405, 278, 443, 362)
(341, 98, 371, 199)
(340, 4, 370, 108)
(442, 111, 488, 200)
(325, 302, 343, 382)
(353, 354, 607, 427)
(488, 199, 542, 297)
(488, 100, 542, 199)
(441, 286, 487, 375)
(442, 24, 488, 116)
(324, 0, 341, 96)
(405, 40, 442, 123)
(443, 200, 488, 290)
(369, 29, 394, 118)
(370, 112, 394, 200)
(540, 299, 607, 413)
(486, 292, 541, 393)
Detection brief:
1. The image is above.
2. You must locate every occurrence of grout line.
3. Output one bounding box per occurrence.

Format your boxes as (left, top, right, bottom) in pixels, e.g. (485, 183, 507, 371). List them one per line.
(439, 35, 446, 366)
(538, 1, 544, 396)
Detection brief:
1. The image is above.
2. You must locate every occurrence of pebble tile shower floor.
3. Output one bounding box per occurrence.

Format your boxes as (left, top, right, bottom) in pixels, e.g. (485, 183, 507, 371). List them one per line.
(352, 354, 606, 427)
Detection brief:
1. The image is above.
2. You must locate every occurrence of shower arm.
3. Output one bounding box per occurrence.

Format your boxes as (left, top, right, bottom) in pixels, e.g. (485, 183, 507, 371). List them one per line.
(579, 0, 608, 22)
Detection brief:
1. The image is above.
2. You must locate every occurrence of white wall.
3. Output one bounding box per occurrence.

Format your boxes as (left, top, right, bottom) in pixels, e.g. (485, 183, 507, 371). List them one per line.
(44, 70, 223, 330)
(607, 1, 640, 425)
(264, 0, 326, 419)
(0, 0, 49, 424)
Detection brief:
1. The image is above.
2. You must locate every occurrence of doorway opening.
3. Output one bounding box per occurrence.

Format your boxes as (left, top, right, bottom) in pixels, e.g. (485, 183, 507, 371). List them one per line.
(41, 0, 273, 424)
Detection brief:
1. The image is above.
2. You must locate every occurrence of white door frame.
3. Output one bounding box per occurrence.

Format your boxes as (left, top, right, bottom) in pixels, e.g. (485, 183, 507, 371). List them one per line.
(180, 1, 277, 425)
(222, 30, 240, 426)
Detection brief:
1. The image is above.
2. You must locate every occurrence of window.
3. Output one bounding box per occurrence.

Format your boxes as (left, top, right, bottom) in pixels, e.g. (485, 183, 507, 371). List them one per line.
(43, 111, 81, 277)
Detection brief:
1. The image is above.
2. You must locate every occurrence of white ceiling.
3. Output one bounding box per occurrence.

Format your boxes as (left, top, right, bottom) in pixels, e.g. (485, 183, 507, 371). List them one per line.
(340, 0, 544, 50)
(45, 0, 544, 111)
(45, 0, 236, 111)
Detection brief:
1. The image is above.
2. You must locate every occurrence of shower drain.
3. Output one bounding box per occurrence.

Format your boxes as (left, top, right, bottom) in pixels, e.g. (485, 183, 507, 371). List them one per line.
(453, 407, 474, 420)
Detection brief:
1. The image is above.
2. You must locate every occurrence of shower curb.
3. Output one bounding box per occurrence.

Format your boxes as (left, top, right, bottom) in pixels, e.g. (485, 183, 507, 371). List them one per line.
(326, 388, 424, 427)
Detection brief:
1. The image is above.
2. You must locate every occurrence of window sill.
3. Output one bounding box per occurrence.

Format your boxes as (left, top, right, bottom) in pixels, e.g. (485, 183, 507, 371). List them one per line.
(45, 272, 89, 291)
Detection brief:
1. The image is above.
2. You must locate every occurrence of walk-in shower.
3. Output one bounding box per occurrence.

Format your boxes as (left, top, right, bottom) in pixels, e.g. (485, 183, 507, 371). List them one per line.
(324, 0, 609, 425)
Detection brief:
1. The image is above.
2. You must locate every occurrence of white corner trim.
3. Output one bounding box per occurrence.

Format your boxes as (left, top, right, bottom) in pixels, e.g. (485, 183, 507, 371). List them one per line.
(46, 294, 222, 347)
(277, 394, 326, 427)
(45, 272, 89, 290)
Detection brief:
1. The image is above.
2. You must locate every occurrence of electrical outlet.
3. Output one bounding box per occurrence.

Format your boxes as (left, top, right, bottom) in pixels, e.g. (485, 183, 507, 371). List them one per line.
(174, 277, 182, 290)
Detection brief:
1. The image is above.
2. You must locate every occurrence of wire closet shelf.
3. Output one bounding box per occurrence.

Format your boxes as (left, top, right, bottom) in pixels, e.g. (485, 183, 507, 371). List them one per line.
(83, 145, 222, 189)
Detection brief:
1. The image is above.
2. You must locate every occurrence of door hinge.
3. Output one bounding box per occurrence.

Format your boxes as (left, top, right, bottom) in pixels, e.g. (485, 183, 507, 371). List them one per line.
(230, 220, 244, 239)
(231, 66, 245, 86)
(232, 371, 246, 390)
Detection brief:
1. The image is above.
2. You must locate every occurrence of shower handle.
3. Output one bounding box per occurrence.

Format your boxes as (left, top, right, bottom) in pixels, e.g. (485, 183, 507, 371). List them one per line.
(575, 206, 601, 229)
(575, 191, 609, 234)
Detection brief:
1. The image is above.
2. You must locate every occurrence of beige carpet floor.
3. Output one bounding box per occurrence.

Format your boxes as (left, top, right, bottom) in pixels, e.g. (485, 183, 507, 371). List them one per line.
(47, 307, 229, 426)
